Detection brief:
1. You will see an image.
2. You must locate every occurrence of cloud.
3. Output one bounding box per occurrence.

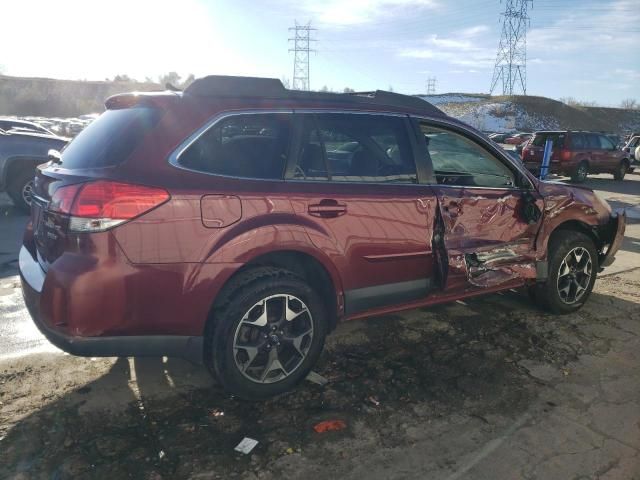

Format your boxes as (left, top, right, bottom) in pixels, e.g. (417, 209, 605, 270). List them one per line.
(398, 25, 495, 69)
(528, 0, 639, 54)
(294, 0, 440, 27)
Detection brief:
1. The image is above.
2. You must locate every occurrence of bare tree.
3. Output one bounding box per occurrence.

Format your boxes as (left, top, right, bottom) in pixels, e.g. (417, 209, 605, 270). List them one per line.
(343, 87, 355, 93)
(620, 98, 638, 110)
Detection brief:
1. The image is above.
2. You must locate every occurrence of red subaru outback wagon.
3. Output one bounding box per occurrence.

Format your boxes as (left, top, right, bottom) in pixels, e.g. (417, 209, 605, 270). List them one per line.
(20, 76, 625, 399)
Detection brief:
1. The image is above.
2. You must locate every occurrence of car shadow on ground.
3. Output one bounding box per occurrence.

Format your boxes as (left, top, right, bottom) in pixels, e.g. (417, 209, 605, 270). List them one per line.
(2, 285, 638, 479)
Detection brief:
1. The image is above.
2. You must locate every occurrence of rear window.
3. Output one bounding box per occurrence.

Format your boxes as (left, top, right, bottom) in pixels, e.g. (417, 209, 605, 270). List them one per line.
(532, 132, 565, 148)
(60, 107, 161, 169)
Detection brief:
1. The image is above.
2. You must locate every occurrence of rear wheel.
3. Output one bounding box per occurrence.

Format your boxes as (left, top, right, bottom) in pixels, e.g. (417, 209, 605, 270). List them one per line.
(205, 267, 327, 400)
(613, 160, 628, 181)
(533, 230, 597, 314)
(7, 168, 35, 213)
(571, 161, 589, 183)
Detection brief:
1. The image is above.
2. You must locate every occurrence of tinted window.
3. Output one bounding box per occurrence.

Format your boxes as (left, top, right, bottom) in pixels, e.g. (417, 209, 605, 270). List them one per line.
(598, 135, 615, 150)
(420, 123, 515, 188)
(179, 114, 291, 179)
(532, 132, 565, 148)
(61, 107, 161, 169)
(586, 134, 600, 149)
(290, 114, 417, 183)
(571, 133, 585, 149)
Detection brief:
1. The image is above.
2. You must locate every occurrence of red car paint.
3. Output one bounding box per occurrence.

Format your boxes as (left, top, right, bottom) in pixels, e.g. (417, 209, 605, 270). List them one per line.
(19, 78, 625, 363)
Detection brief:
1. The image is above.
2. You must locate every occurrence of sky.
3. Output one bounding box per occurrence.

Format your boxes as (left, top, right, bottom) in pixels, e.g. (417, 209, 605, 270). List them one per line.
(1, 0, 639, 106)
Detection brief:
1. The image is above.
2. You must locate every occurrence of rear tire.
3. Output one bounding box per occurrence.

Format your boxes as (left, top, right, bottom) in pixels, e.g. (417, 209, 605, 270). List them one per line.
(7, 168, 35, 213)
(613, 160, 628, 181)
(571, 161, 589, 183)
(533, 230, 597, 314)
(205, 267, 327, 400)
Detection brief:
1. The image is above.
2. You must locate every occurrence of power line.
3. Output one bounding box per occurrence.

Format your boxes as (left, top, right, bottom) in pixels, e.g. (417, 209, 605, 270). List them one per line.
(288, 21, 317, 91)
(490, 0, 533, 95)
(427, 77, 437, 95)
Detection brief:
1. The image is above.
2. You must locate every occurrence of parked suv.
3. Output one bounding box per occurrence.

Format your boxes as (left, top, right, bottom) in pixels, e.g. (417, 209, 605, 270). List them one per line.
(20, 76, 625, 399)
(0, 121, 69, 211)
(522, 131, 631, 182)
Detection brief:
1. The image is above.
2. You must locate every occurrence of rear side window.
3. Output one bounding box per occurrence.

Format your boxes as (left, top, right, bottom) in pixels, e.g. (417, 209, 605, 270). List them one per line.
(532, 132, 565, 148)
(571, 133, 585, 149)
(179, 114, 291, 179)
(61, 107, 161, 169)
(586, 134, 600, 149)
(289, 113, 417, 183)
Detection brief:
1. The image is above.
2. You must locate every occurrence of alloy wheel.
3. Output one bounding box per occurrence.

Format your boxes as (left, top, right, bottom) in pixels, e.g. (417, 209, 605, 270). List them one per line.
(577, 164, 587, 182)
(232, 294, 314, 384)
(557, 247, 592, 304)
(21, 180, 34, 206)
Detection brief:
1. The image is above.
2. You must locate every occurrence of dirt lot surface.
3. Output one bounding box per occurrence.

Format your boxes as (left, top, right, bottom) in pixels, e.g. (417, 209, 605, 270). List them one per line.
(2, 268, 640, 479)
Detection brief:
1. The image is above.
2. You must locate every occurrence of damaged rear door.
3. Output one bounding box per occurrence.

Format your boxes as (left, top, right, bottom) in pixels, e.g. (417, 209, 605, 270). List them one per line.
(415, 120, 542, 291)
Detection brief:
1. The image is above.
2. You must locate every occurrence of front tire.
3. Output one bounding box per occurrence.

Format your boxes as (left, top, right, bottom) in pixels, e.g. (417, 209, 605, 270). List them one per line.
(534, 230, 598, 314)
(613, 160, 628, 181)
(7, 168, 35, 213)
(205, 267, 327, 400)
(571, 161, 589, 183)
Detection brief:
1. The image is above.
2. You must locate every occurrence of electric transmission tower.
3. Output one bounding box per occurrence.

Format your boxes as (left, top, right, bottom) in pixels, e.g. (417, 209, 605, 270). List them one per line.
(490, 0, 532, 96)
(426, 77, 437, 95)
(288, 21, 316, 91)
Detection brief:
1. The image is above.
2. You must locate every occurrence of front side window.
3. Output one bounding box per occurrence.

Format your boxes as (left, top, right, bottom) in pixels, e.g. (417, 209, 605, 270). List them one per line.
(419, 123, 515, 188)
(598, 135, 615, 150)
(178, 113, 291, 179)
(289, 114, 417, 183)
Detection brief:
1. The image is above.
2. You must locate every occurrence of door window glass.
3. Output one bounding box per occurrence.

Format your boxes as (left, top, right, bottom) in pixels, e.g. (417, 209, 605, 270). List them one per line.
(419, 123, 515, 188)
(289, 114, 417, 183)
(598, 135, 615, 150)
(571, 133, 585, 149)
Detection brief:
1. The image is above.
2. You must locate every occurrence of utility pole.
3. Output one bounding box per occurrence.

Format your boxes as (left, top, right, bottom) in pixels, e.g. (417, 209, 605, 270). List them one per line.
(427, 77, 437, 95)
(288, 21, 316, 91)
(490, 0, 532, 95)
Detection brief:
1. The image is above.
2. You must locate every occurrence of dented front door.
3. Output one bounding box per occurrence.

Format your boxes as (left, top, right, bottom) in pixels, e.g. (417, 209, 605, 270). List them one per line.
(433, 186, 541, 291)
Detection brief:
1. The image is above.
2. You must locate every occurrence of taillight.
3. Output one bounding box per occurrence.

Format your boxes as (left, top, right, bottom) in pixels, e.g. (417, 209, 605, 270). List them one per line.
(50, 181, 169, 232)
(559, 149, 571, 161)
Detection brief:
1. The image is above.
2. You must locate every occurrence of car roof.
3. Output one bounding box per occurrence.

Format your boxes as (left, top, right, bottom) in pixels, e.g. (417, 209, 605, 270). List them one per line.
(106, 76, 447, 119)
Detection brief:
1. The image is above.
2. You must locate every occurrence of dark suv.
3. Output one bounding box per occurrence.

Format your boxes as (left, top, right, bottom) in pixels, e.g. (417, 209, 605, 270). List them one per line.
(521, 131, 631, 182)
(20, 76, 625, 399)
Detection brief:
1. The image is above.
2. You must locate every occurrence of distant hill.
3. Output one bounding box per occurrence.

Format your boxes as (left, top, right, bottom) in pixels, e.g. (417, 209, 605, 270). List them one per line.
(0, 75, 161, 117)
(419, 93, 640, 134)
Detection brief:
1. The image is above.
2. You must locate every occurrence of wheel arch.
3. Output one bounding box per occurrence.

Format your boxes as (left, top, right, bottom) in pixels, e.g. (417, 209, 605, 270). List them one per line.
(4, 155, 45, 186)
(542, 219, 603, 260)
(208, 248, 343, 335)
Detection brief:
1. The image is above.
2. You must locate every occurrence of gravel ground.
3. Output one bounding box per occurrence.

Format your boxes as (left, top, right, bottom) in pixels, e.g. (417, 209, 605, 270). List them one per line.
(1, 269, 639, 479)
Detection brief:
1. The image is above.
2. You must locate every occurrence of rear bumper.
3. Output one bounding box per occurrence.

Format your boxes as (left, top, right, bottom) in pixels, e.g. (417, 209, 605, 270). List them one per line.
(19, 246, 203, 363)
(600, 212, 626, 268)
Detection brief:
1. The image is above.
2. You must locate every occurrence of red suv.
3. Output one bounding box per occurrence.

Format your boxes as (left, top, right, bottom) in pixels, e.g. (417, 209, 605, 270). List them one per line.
(20, 77, 625, 399)
(522, 131, 631, 183)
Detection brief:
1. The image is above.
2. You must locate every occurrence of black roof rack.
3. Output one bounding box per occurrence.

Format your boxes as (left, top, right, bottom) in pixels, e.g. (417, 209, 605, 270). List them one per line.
(184, 75, 444, 117)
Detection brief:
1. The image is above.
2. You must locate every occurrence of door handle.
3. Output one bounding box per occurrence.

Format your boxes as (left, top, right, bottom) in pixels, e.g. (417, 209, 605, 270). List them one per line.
(308, 199, 347, 218)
